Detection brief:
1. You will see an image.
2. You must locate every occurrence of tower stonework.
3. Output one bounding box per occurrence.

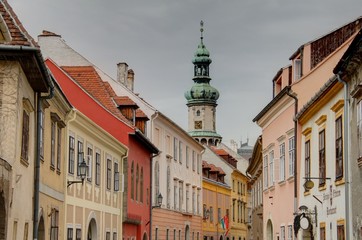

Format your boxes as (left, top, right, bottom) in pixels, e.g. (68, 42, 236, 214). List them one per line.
(185, 21, 222, 146)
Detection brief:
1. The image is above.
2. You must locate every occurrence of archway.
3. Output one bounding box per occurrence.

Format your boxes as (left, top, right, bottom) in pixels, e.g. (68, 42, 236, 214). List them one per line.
(219, 235, 223, 240)
(0, 192, 6, 240)
(185, 225, 190, 240)
(266, 219, 273, 240)
(87, 218, 97, 240)
(37, 216, 45, 240)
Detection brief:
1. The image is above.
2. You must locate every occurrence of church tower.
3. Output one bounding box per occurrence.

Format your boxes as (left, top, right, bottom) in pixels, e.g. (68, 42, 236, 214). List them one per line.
(185, 21, 222, 146)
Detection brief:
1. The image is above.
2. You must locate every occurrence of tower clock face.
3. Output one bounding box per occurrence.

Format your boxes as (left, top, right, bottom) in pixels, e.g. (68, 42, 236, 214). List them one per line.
(194, 121, 202, 129)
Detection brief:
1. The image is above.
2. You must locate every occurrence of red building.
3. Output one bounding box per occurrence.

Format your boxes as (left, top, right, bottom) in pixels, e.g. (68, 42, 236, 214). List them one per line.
(46, 58, 158, 239)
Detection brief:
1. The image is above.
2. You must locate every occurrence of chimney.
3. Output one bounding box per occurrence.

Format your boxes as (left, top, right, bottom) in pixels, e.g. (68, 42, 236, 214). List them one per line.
(117, 62, 128, 86)
(127, 69, 135, 91)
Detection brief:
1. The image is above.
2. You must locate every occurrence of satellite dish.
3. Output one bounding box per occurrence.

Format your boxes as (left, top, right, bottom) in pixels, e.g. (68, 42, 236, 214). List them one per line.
(300, 215, 310, 230)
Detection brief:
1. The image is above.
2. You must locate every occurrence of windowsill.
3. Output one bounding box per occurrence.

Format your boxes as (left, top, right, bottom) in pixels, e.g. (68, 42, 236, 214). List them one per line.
(20, 157, 29, 167)
(278, 180, 286, 186)
(318, 184, 327, 191)
(269, 185, 275, 191)
(50, 165, 55, 171)
(56, 169, 61, 175)
(335, 178, 345, 186)
(304, 190, 311, 196)
(287, 175, 295, 182)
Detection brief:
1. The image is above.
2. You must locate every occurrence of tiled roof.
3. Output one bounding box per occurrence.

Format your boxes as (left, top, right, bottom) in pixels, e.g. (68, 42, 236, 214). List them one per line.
(212, 147, 229, 156)
(0, 0, 37, 46)
(61, 66, 132, 125)
(113, 96, 138, 107)
(135, 109, 148, 119)
(202, 160, 211, 169)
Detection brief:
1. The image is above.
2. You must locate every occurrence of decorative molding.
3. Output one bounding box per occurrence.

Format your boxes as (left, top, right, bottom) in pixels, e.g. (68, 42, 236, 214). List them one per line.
(302, 127, 312, 136)
(331, 99, 344, 113)
(315, 115, 327, 126)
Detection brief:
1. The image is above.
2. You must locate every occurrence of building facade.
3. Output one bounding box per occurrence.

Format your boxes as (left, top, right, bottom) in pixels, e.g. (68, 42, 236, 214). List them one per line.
(246, 136, 263, 240)
(253, 18, 362, 240)
(334, 28, 362, 240)
(0, 1, 52, 239)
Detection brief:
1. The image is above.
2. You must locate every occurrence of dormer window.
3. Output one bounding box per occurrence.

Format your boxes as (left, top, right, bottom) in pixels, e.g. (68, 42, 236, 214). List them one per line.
(294, 59, 302, 81)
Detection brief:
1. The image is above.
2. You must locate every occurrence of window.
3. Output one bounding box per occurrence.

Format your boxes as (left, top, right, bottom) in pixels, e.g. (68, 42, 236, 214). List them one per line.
(336, 116, 343, 180)
(107, 158, 112, 190)
(287, 225, 293, 240)
(280, 226, 285, 240)
(174, 182, 178, 210)
(280, 143, 285, 181)
(179, 141, 182, 164)
(294, 58, 302, 81)
(114, 162, 119, 191)
(40, 109, 44, 159)
(197, 189, 200, 214)
(197, 154, 200, 174)
(24, 222, 29, 240)
(21, 110, 30, 162)
(289, 136, 295, 176)
(113, 232, 117, 240)
(67, 228, 73, 240)
(77, 141, 83, 176)
(264, 155, 268, 188)
(319, 130, 326, 186)
(186, 146, 189, 168)
(155, 161, 160, 203)
(50, 209, 59, 240)
(76, 229, 81, 240)
(166, 229, 169, 240)
(155, 228, 158, 240)
(305, 140, 311, 179)
(320, 224, 326, 240)
(210, 206, 214, 222)
(131, 161, 134, 199)
(179, 182, 183, 211)
(174, 138, 178, 161)
(174, 229, 176, 240)
(106, 232, 110, 240)
(167, 166, 171, 208)
(56, 126, 61, 171)
(192, 151, 196, 171)
(136, 164, 139, 201)
(140, 167, 143, 202)
(87, 147, 93, 182)
(69, 136, 75, 174)
(192, 189, 195, 214)
(186, 186, 189, 212)
(51, 121, 56, 168)
(95, 152, 101, 185)
(337, 222, 345, 240)
(357, 100, 362, 159)
(269, 151, 274, 186)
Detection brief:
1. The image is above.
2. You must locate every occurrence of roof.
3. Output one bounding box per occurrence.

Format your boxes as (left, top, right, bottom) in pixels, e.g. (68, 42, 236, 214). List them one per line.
(0, 0, 37, 46)
(61, 66, 132, 124)
(334, 27, 362, 75)
(0, 0, 50, 92)
(113, 96, 138, 107)
(135, 109, 148, 119)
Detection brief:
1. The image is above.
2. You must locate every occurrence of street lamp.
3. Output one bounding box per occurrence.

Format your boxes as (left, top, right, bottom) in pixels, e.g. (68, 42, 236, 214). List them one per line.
(152, 193, 163, 209)
(67, 159, 88, 188)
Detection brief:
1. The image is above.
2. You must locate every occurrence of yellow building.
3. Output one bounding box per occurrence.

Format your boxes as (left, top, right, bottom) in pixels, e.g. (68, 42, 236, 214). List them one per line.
(37, 82, 72, 240)
(202, 161, 231, 239)
(230, 170, 249, 240)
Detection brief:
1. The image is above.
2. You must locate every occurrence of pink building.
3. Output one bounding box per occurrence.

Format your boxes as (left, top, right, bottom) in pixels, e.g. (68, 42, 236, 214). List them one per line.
(253, 18, 362, 240)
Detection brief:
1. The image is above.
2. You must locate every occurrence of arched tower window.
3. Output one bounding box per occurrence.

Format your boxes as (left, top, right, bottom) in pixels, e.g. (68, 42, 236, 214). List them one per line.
(196, 110, 200, 116)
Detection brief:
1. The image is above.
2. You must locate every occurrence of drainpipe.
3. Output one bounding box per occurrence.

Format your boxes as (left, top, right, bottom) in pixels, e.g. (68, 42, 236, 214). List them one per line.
(336, 73, 351, 240)
(286, 87, 298, 214)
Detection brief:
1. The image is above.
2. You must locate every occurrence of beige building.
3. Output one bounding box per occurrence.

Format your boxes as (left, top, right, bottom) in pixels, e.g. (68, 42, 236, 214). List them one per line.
(0, 1, 53, 239)
(65, 109, 128, 239)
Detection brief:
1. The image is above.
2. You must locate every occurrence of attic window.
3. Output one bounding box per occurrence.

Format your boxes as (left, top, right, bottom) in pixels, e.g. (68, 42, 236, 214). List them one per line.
(294, 59, 302, 81)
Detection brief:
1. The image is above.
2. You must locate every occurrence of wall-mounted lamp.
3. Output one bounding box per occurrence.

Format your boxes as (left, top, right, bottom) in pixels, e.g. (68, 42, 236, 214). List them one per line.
(67, 159, 88, 188)
(152, 193, 163, 209)
(303, 177, 331, 191)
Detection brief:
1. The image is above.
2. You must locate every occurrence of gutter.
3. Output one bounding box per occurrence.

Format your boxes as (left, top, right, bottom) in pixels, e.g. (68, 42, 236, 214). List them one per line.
(336, 73, 351, 240)
(286, 87, 298, 215)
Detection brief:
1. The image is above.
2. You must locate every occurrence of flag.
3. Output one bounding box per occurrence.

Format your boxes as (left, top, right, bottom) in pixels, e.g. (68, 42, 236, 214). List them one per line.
(220, 215, 229, 236)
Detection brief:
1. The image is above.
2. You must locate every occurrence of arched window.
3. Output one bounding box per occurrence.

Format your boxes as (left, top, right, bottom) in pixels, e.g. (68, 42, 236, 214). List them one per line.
(131, 161, 134, 199)
(196, 110, 200, 116)
(140, 167, 144, 203)
(136, 164, 139, 201)
(155, 161, 160, 203)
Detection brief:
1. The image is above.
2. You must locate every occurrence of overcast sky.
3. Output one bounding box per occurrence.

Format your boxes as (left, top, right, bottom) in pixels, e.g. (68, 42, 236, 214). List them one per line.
(11, 0, 362, 147)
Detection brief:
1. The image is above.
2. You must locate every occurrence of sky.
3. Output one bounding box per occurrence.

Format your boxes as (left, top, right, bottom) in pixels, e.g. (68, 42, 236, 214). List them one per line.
(11, 0, 362, 148)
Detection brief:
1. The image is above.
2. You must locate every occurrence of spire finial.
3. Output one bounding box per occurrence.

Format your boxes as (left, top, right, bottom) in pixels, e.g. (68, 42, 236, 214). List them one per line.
(200, 20, 204, 43)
